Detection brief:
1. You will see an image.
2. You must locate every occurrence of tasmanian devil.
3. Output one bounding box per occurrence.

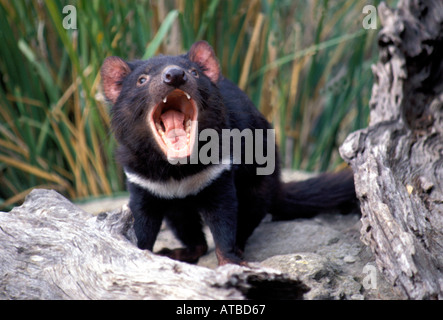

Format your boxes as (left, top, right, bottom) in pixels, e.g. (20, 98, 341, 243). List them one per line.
(100, 41, 358, 265)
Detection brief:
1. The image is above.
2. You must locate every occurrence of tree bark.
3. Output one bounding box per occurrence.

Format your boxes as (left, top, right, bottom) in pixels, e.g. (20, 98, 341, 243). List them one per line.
(0, 189, 307, 300)
(340, 0, 443, 299)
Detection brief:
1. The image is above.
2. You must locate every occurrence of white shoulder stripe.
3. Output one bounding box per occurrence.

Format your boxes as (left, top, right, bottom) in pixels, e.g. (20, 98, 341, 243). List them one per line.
(124, 163, 231, 199)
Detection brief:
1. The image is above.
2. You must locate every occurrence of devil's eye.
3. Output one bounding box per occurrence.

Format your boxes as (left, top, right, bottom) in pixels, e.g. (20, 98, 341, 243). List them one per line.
(190, 69, 199, 77)
(137, 75, 149, 85)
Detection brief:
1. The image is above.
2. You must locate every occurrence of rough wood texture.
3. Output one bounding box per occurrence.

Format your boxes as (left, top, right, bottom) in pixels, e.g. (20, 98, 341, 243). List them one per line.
(340, 0, 443, 299)
(0, 189, 308, 300)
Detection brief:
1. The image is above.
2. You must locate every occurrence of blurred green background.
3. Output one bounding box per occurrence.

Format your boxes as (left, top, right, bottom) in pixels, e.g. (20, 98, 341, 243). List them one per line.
(0, 0, 392, 208)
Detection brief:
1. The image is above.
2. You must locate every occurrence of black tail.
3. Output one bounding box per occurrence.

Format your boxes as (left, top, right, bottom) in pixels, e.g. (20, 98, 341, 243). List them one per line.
(272, 168, 359, 221)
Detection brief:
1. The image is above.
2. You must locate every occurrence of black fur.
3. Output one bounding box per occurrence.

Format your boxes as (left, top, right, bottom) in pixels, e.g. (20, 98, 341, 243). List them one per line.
(101, 41, 358, 265)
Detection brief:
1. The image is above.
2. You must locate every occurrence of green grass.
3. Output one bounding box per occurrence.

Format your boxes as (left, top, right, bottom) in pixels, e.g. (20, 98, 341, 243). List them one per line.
(0, 0, 392, 208)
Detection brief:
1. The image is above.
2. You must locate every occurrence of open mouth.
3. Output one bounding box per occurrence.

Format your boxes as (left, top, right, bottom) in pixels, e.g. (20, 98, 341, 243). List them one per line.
(148, 89, 198, 160)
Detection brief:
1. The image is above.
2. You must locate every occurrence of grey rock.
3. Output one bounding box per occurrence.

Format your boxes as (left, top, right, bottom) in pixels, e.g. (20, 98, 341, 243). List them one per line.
(241, 213, 401, 299)
(344, 255, 357, 264)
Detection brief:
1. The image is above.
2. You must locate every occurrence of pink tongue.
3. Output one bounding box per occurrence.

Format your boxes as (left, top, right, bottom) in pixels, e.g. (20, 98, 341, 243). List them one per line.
(160, 110, 187, 149)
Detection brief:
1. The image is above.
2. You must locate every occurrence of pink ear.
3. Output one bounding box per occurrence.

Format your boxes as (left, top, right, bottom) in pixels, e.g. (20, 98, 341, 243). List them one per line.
(101, 56, 131, 104)
(188, 41, 221, 83)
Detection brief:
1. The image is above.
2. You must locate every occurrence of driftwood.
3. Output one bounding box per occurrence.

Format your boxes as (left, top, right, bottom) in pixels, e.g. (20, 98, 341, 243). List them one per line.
(0, 189, 308, 300)
(1, 187, 404, 300)
(340, 0, 443, 299)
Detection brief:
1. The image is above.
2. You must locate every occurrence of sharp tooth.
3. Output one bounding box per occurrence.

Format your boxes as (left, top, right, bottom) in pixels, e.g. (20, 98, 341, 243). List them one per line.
(163, 97, 167, 103)
(155, 123, 165, 135)
(185, 92, 191, 100)
(185, 120, 191, 133)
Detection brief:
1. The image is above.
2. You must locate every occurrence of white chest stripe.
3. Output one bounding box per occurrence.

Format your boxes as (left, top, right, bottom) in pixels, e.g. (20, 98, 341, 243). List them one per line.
(124, 163, 231, 199)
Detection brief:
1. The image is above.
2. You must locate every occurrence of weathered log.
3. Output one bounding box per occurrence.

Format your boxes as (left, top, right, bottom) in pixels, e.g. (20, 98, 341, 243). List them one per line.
(340, 0, 443, 299)
(0, 189, 307, 300)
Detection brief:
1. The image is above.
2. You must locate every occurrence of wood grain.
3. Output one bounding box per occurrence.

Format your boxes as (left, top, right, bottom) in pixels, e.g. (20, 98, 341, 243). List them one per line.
(340, 0, 443, 299)
(0, 189, 306, 299)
